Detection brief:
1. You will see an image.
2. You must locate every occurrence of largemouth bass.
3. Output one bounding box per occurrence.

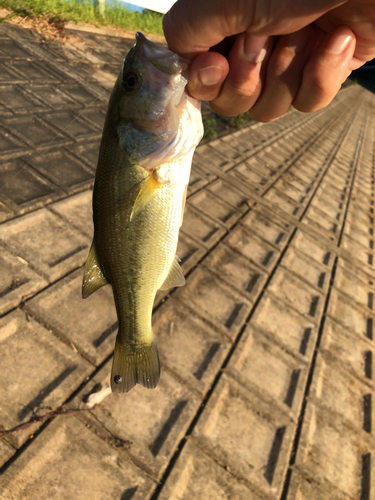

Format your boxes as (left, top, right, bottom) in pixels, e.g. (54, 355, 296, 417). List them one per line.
(82, 33, 203, 393)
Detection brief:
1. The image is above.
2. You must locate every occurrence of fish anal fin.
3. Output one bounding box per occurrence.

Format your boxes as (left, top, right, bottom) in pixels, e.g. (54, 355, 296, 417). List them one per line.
(111, 339, 160, 393)
(159, 255, 185, 291)
(82, 241, 108, 299)
(130, 171, 163, 222)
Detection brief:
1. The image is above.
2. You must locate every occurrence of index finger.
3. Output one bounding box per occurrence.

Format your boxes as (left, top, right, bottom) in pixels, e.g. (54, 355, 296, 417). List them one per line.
(163, 0, 234, 58)
(163, 0, 348, 58)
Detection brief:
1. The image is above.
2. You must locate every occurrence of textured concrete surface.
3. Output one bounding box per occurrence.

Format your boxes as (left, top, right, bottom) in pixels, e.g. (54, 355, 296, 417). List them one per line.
(1, 20, 375, 500)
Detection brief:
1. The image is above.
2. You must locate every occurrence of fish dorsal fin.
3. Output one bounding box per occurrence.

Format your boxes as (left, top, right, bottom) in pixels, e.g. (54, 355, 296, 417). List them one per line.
(130, 171, 163, 222)
(82, 240, 108, 299)
(159, 256, 185, 290)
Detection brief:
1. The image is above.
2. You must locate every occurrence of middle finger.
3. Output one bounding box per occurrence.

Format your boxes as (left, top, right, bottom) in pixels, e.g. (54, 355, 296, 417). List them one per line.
(250, 27, 316, 122)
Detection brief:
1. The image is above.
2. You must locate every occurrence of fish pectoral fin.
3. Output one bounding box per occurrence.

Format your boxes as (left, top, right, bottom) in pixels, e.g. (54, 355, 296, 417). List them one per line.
(130, 171, 163, 222)
(82, 240, 108, 299)
(111, 339, 160, 393)
(159, 255, 185, 290)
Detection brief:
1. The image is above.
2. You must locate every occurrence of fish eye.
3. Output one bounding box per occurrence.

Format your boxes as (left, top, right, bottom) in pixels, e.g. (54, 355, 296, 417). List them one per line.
(122, 71, 141, 93)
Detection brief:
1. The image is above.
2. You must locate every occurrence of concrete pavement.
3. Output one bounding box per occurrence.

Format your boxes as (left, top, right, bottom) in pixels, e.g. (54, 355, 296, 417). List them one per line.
(0, 22, 374, 500)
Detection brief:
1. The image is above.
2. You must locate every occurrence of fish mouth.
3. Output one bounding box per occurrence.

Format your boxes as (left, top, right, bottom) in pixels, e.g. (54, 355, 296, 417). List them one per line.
(117, 32, 203, 168)
(135, 32, 190, 76)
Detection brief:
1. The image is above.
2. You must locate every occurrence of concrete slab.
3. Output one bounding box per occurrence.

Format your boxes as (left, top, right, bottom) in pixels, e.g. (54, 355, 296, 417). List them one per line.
(4, 115, 72, 150)
(327, 287, 374, 340)
(272, 177, 306, 203)
(343, 221, 372, 249)
(341, 233, 375, 270)
(0, 25, 372, 498)
(0, 309, 92, 449)
(29, 149, 94, 191)
(243, 155, 278, 178)
(48, 190, 94, 239)
(70, 140, 101, 171)
(187, 162, 216, 196)
(0, 246, 47, 316)
(193, 374, 294, 498)
(268, 267, 324, 322)
(222, 130, 262, 154)
(153, 298, 231, 396)
(208, 137, 243, 162)
(180, 204, 226, 250)
(224, 225, 280, 272)
(0, 439, 16, 469)
(0, 200, 14, 223)
(25, 268, 117, 365)
(202, 242, 267, 302)
(320, 317, 374, 388)
(294, 400, 374, 500)
(0, 159, 61, 215)
(189, 190, 242, 228)
(312, 350, 374, 434)
(226, 325, 307, 418)
(287, 470, 346, 500)
(310, 189, 347, 219)
(317, 178, 347, 202)
(281, 171, 310, 192)
(158, 440, 266, 500)
(240, 208, 294, 249)
(334, 260, 375, 311)
(345, 206, 374, 234)
(70, 363, 199, 479)
(0, 416, 155, 500)
(303, 204, 341, 241)
(42, 110, 100, 142)
(291, 230, 335, 268)
(264, 189, 301, 217)
(176, 231, 206, 274)
(251, 293, 317, 361)
(0, 208, 90, 282)
(174, 266, 251, 341)
(281, 247, 330, 293)
(228, 163, 268, 193)
(193, 145, 233, 173)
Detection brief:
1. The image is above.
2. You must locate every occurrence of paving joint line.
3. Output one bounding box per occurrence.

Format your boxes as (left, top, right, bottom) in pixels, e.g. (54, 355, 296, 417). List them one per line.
(149, 98, 366, 499)
(280, 103, 368, 500)
(0, 95, 361, 476)
(0, 79, 362, 482)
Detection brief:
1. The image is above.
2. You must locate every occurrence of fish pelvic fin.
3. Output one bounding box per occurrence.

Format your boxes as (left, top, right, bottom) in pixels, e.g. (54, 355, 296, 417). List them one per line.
(82, 240, 108, 299)
(111, 339, 160, 393)
(159, 255, 185, 290)
(130, 171, 163, 222)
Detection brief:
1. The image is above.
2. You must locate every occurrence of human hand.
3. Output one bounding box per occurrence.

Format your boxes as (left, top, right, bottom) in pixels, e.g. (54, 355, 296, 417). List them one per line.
(163, 0, 375, 121)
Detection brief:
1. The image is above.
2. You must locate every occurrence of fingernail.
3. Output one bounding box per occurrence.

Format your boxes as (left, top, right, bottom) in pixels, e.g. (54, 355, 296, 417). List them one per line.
(244, 34, 269, 63)
(326, 32, 352, 54)
(198, 66, 223, 86)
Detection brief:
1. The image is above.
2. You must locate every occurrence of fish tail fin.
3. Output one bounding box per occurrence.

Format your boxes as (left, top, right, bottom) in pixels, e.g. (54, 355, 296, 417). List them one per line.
(110, 337, 160, 393)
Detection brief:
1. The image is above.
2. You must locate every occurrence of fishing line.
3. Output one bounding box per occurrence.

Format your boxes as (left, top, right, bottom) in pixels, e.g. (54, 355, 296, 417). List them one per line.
(0, 84, 112, 193)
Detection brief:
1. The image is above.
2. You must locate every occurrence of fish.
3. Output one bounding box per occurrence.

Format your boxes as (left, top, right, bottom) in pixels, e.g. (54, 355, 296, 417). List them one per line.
(82, 32, 203, 393)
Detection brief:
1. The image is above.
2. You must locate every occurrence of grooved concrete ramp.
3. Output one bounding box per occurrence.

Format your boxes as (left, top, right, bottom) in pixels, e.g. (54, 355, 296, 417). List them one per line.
(1, 22, 374, 500)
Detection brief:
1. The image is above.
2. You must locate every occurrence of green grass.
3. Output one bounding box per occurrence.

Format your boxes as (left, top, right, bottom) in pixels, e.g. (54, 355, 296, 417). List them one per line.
(229, 112, 250, 129)
(203, 118, 217, 141)
(0, 0, 164, 36)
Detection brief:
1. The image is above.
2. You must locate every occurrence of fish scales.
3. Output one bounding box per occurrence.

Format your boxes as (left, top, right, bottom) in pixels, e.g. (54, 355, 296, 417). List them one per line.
(82, 32, 203, 393)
